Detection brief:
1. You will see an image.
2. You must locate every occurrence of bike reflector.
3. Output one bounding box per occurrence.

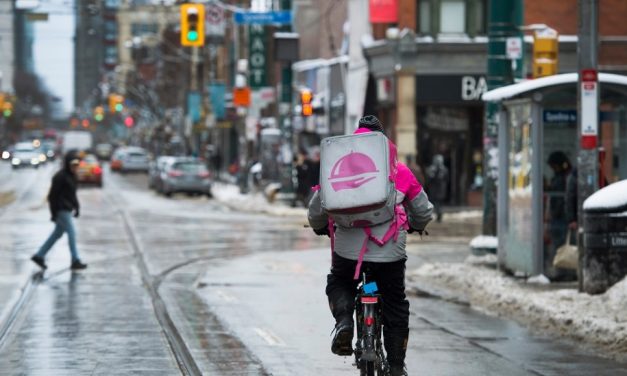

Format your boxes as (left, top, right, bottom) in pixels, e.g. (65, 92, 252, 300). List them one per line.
(363, 282, 378, 294)
(361, 296, 378, 304)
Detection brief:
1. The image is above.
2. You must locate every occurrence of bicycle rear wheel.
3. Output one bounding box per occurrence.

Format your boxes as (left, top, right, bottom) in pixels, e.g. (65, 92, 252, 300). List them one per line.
(360, 360, 376, 376)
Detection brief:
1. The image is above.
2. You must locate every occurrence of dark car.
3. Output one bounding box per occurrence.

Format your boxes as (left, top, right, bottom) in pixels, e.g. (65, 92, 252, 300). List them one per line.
(159, 157, 212, 198)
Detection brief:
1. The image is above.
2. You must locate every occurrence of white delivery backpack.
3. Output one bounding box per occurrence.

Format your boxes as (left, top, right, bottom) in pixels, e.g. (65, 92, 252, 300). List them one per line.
(319, 131, 398, 228)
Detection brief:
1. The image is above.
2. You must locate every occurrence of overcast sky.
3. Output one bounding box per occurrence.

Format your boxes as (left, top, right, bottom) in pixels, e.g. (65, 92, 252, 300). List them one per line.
(32, 0, 74, 114)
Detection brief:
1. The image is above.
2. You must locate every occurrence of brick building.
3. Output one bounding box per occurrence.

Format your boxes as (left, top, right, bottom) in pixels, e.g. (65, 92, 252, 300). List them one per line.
(362, 0, 627, 206)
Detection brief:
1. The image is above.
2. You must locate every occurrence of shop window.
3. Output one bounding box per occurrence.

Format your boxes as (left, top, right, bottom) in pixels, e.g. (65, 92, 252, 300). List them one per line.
(417, 0, 487, 37)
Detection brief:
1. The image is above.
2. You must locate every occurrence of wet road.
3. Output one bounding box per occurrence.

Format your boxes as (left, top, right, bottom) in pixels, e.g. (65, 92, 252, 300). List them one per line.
(0, 162, 625, 375)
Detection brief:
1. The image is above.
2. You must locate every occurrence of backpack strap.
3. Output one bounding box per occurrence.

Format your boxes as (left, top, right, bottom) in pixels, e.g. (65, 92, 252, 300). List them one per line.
(352, 205, 409, 280)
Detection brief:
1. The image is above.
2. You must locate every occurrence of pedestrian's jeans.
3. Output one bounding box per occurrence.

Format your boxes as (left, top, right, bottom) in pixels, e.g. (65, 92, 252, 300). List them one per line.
(36, 210, 79, 262)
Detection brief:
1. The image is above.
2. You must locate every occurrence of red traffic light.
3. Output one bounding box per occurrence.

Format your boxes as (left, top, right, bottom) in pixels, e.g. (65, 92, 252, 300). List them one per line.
(124, 116, 134, 128)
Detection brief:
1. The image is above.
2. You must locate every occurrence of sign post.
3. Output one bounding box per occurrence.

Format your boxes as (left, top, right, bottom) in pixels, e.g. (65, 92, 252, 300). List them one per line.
(577, 0, 599, 291)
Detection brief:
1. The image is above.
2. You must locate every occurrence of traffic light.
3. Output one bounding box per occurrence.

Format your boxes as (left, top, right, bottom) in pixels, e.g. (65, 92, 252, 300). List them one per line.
(108, 94, 124, 113)
(94, 106, 105, 122)
(2, 102, 12, 118)
(124, 115, 134, 128)
(532, 28, 558, 78)
(300, 89, 313, 117)
(180, 3, 205, 47)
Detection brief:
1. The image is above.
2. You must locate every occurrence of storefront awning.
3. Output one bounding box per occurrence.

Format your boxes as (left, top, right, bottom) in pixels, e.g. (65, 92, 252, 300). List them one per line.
(482, 73, 627, 102)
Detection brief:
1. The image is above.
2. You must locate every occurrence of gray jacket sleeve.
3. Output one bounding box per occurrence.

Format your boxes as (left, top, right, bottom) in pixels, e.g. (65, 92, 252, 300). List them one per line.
(404, 190, 434, 230)
(307, 190, 329, 230)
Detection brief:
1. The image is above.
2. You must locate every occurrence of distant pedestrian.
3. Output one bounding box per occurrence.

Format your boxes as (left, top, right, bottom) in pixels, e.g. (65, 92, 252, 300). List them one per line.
(426, 154, 449, 222)
(295, 151, 311, 207)
(31, 153, 87, 271)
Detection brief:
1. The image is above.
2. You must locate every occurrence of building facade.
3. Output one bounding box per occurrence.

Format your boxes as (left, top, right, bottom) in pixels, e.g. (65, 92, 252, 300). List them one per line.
(362, 0, 627, 207)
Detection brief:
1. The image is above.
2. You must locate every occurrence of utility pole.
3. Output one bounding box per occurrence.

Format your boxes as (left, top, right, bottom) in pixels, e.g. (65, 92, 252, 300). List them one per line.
(483, 0, 523, 236)
(577, 0, 599, 289)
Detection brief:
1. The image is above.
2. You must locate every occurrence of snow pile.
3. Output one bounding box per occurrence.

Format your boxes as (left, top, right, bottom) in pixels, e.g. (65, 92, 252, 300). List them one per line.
(443, 210, 483, 221)
(408, 262, 627, 359)
(583, 179, 627, 212)
(211, 183, 307, 217)
(470, 235, 498, 249)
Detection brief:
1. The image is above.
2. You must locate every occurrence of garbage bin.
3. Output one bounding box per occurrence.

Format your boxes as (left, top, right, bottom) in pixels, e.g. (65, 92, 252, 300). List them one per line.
(582, 180, 627, 294)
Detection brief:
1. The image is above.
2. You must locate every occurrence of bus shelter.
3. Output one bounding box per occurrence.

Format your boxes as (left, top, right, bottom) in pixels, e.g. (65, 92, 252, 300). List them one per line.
(482, 73, 627, 276)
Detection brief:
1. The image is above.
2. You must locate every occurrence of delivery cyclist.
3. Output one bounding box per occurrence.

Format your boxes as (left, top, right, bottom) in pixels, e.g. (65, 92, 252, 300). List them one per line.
(308, 115, 433, 376)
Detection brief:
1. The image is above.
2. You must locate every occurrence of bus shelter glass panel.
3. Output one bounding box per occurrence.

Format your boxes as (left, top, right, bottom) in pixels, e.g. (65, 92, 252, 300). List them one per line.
(505, 101, 535, 274)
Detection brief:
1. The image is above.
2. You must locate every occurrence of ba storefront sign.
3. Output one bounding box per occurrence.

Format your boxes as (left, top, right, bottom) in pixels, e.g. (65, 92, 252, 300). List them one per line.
(416, 75, 487, 103)
(249, 25, 267, 88)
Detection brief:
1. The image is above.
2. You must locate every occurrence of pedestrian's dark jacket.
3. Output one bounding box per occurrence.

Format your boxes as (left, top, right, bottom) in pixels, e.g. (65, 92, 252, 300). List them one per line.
(48, 154, 79, 220)
(565, 167, 578, 224)
(548, 169, 569, 221)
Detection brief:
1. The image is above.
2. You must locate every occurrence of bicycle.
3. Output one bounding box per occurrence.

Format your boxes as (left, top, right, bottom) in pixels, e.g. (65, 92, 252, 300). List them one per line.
(353, 273, 387, 376)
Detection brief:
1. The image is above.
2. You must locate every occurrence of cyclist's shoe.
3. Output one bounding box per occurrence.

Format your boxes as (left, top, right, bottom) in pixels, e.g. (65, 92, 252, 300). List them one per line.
(331, 318, 354, 356)
(388, 363, 408, 376)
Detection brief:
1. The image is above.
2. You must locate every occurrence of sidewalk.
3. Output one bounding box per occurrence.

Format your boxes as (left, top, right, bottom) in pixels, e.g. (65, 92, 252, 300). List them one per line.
(406, 255, 627, 362)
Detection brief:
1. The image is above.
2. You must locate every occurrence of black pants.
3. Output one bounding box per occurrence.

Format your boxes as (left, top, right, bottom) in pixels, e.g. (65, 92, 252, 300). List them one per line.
(326, 253, 409, 331)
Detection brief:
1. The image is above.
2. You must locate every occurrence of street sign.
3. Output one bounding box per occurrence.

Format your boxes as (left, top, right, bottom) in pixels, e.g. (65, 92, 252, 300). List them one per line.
(234, 11, 292, 25)
(233, 87, 251, 107)
(580, 69, 598, 149)
(506, 37, 523, 60)
(248, 25, 267, 88)
(205, 4, 225, 39)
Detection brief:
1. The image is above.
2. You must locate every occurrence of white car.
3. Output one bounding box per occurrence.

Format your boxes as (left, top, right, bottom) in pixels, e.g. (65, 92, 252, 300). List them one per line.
(11, 142, 41, 169)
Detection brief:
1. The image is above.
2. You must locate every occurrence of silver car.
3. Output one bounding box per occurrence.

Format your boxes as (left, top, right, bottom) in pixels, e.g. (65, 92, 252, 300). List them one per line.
(159, 158, 212, 198)
(120, 147, 150, 173)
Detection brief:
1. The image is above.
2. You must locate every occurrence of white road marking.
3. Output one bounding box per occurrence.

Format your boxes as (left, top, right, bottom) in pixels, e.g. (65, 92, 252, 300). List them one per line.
(254, 327, 285, 346)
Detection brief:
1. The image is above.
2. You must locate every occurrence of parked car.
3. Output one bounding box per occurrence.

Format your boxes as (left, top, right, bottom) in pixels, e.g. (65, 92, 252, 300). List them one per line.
(148, 156, 175, 190)
(119, 147, 150, 173)
(159, 157, 212, 198)
(11, 142, 41, 169)
(76, 154, 103, 187)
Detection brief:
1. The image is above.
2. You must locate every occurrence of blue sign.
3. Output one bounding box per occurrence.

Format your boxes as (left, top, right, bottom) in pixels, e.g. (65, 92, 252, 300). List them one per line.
(543, 110, 577, 124)
(187, 91, 202, 123)
(208, 84, 226, 120)
(234, 11, 292, 25)
(543, 109, 617, 124)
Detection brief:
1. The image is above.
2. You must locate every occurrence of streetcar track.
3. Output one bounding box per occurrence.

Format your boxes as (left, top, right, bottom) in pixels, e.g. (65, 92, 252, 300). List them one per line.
(117, 206, 203, 376)
(0, 272, 42, 351)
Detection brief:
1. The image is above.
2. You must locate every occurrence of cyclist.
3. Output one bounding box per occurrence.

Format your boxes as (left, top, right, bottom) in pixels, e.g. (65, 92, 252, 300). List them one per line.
(308, 115, 433, 376)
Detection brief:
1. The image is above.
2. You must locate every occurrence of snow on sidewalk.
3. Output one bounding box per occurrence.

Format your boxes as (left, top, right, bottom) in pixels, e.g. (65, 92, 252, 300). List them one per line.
(211, 183, 307, 217)
(407, 259, 627, 360)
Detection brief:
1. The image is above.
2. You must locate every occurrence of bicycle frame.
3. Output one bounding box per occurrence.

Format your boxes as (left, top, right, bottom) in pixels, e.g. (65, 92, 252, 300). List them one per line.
(354, 273, 387, 375)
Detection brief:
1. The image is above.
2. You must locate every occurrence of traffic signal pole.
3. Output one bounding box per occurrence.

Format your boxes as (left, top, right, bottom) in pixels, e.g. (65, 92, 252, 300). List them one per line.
(577, 0, 599, 290)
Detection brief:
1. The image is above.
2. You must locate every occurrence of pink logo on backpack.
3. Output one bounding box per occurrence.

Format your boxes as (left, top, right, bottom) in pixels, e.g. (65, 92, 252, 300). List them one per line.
(328, 151, 379, 191)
